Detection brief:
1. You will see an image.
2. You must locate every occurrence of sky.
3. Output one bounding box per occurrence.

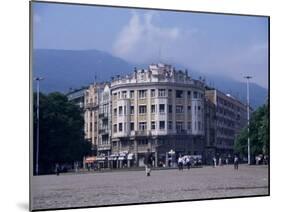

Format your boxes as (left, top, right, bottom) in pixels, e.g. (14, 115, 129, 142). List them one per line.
(32, 2, 269, 89)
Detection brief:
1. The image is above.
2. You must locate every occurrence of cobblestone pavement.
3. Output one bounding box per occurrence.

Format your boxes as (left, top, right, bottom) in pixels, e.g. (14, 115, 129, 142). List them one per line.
(31, 165, 269, 210)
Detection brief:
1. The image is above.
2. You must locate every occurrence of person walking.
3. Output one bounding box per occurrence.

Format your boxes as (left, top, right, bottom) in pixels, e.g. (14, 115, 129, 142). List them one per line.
(212, 157, 217, 168)
(234, 155, 239, 170)
(144, 148, 153, 176)
(55, 163, 60, 176)
(219, 157, 222, 166)
(225, 158, 229, 165)
(178, 155, 183, 171)
(186, 156, 191, 170)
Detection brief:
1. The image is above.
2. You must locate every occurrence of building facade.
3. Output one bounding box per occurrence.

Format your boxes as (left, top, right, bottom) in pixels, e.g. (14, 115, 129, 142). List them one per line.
(84, 83, 105, 155)
(205, 88, 248, 159)
(82, 64, 249, 168)
(97, 84, 111, 167)
(110, 64, 205, 168)
(67, 87, 88, 109)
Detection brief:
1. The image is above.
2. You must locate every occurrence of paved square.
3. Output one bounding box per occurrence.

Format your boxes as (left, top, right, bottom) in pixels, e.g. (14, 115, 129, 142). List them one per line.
(31, 165, 269, 210)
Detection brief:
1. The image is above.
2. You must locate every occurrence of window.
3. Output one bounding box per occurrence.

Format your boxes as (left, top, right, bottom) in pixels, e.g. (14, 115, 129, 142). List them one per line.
(159, 104, 165, 113)
(187, 122, 191, 130)
(139, 139, 148, 145)
(118, 106, 123, 115)
(198, 106, 201, 111)
(139, 122, 147, 131)
(113, 124, 117, 133)
(151, 89, 155, 97)
(198, 121, 201, 130)
(159, 121, 165, 130)
(121, 91, 127, 99)
(113, 108, 117, 116)
(130, 122, 134, 131)
(151, 121, 156, 130)
(151, 105, 156, 113)
(139, 105, 147, 114)
(168, 121, 173, 130)
(90, 122, 92, 132)
(193, 91, 198, 99)
(176, 90, 183, 98)
(187, 105, 191, 111)
(130, 106, 134, 115)
(168, 105, 173, 113)
(130, 90, 134, 98)
(119, 123, 123, 132)
(139, 90, 147, 98)
(168, 89, 173, 97)
(176, 122, 183, 132)
(176, 105, 184, 113)
(187, 90, 191, 98)
(158, 89, 166, 97)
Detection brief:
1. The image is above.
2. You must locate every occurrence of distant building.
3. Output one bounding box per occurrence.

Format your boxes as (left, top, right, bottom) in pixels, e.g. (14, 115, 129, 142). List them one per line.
(205, 88, 248, 159)
(97, 84, 111, 167)
(67, 87, 88, 108)
(204, 97, 216, 164)
(84, 83, 105, 155)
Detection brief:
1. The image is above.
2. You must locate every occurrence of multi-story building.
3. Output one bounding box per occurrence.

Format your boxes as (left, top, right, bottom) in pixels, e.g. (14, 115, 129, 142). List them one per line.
(67, 87, 88, 108)
(82, 64, 249, 168)
(97, 84, 111, 167)
(205, 88, 248, 159)
(110, 63, 205, 168)
(84, 83, 105, 155)
(204, 97, 216, 164)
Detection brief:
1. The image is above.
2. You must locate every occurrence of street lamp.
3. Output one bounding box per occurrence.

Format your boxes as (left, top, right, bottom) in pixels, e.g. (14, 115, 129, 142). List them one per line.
(34, 77, 44, 175)
(244, 76, 252, 165)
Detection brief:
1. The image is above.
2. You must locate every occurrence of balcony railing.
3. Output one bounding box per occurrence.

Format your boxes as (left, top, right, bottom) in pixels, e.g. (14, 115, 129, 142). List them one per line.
(98, 129, 109, 134)
(135, 130, 152, 137)
(99, 113, 109, 119)
(85, 102, 98, 109)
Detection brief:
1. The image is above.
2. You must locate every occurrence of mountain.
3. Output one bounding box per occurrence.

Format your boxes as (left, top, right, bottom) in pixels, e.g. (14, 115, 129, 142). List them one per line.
(32, 49, 134, 92)
(32, 49, 268, 109)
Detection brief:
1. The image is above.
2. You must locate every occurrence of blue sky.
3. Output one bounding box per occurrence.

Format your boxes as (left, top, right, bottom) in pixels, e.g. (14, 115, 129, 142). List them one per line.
(32, 2, 268, 88)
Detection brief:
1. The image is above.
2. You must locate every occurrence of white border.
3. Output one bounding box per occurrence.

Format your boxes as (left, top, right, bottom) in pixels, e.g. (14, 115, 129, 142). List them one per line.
(0, 0, 279, 212)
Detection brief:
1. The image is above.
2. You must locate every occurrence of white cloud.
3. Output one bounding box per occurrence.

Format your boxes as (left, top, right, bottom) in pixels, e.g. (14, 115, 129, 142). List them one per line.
(112, 12, 268, 89)
(112, 12, 183, 63)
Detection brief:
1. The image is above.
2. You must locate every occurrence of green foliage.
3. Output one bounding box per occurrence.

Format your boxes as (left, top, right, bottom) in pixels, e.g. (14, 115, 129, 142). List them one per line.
(234, 103, 269, 157)
(33, 92, 92, 174)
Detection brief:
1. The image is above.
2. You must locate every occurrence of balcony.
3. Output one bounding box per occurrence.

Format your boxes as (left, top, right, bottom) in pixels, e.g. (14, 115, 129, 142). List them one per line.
(135, 130, 152, 137)
(99, 113, 108, 119)
(99, 128, 109, 135)
(85, 102, 98, 110)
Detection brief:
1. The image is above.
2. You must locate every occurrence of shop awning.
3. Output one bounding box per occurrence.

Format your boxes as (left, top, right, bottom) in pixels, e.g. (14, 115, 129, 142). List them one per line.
(108, 154, 118, 161)
(85, 156, 96, 163)
(96, 157, 106, 161)
(118, 156, 125, 160)
(127, 153, 134, 160)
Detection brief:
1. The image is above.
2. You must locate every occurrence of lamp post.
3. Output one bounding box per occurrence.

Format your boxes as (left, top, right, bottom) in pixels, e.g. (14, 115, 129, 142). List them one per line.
(244, 76, 252, 165)
(34, 77, 44, 175)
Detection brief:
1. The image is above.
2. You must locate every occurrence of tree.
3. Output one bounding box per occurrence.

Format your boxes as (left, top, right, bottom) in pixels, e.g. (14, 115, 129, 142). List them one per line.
(234, 103, 269, 158)
(33, 92, 92, 174)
